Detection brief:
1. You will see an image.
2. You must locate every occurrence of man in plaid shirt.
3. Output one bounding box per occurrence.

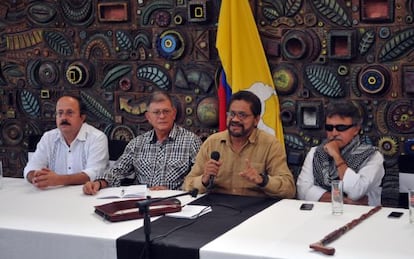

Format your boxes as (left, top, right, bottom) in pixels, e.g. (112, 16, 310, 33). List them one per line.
(83, 91, 202, 194)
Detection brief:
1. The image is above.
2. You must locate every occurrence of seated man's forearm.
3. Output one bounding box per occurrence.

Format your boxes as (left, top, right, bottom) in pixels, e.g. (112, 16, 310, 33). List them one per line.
(60, 172, 90, 185)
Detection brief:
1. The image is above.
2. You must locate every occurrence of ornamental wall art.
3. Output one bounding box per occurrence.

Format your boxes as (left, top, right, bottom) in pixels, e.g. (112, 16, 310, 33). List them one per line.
(0, 0, 413, 206)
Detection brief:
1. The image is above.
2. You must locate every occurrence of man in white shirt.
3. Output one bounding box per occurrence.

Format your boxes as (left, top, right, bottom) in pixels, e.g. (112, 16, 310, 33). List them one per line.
(24, 95, 109, 189)
(297, 101, 384, 206)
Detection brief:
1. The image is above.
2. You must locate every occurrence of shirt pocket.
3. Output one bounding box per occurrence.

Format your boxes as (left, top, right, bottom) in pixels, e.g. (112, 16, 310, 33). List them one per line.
(165, 158, 190, 179)
(135, 157, 154, 178)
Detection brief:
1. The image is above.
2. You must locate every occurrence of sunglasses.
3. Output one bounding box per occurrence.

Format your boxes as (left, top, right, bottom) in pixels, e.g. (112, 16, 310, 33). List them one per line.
(325, 124, 355, 132)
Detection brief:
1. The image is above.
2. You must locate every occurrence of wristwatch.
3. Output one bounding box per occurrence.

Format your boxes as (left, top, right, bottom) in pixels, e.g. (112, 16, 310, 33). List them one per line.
(257, 173, 269, 187)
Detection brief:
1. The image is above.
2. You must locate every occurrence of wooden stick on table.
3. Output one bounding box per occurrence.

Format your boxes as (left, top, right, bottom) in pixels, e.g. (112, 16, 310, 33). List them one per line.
(309, 206, 382, 255)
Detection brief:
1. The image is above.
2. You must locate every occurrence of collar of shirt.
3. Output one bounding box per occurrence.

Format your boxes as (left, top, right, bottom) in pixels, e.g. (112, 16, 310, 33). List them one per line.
(148, 123, 178, 144)
(55, 122, 88, 144)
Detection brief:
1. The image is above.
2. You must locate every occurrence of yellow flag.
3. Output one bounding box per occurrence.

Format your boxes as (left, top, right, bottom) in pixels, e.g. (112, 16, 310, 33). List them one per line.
(216, 0, 284, 146)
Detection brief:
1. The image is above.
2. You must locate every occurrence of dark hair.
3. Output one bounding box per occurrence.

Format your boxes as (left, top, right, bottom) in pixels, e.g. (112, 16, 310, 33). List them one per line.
(325, 101, 362, 125)
(228, 91, 261, 116)
(146, 91, 175, 108)
(58, 95, 87, 115)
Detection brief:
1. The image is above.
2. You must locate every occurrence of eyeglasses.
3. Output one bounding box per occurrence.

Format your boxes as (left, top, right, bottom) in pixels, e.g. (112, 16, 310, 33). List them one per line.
(150, 109, 173, 117)
(226, 111, 253, 120)
(56, 110, 76, 118)
(325, 124, 355, 132)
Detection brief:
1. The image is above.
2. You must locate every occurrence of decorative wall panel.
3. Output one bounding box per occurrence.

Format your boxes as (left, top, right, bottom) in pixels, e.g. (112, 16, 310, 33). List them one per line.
(0, 0, 221, 177)
(0, 0, 413, 206)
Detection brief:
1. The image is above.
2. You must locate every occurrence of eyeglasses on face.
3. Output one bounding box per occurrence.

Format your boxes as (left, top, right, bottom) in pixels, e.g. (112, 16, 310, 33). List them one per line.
(150, 109, 173, 117)
(56, 110, 76, 118)
(226, 111, 253, 120)
(325, 124, 355, 132)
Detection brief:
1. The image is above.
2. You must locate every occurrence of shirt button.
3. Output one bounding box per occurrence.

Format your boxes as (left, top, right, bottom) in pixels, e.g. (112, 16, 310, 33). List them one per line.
(68, 167, 71, 170)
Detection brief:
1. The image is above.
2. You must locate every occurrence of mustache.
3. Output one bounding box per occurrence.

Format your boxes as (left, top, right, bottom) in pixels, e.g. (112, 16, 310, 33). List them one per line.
(328, 136, 341, 142)
(229, 121, 243, 127)
(60, 120, 71, 126)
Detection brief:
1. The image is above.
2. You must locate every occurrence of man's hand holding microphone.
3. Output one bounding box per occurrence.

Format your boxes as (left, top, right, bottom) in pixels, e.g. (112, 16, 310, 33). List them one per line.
(202, 151, 221, 190)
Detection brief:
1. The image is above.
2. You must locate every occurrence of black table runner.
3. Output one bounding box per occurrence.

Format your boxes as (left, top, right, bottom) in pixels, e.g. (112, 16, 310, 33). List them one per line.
(116, 193, 280, 259)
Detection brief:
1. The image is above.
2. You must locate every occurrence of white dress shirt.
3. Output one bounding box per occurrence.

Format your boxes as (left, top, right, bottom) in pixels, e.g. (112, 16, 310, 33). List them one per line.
(297, 146, 385, 206)
(24, 123, 109, 181)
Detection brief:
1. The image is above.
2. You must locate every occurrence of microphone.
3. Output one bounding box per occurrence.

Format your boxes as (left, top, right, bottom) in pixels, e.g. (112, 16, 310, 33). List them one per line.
(207, 151, 220, 190)
(189, 188, 199, 198)
(136, 188, 198, 259)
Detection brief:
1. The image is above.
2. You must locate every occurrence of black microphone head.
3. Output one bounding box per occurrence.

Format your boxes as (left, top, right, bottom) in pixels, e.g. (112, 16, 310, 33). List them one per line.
(211, 151, 220, 161)
(190, 188, 199, 197)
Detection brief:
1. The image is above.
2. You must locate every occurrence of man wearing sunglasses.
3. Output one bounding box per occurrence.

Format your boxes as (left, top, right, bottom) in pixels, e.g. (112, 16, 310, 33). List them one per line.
(297, 101, 384, 206)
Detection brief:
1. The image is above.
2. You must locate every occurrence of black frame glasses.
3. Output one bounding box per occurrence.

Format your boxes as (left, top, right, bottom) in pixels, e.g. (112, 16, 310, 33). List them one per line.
(325, 124, 355, 132)
(150, 109, 173, 117)
(226, 111, 253, 120)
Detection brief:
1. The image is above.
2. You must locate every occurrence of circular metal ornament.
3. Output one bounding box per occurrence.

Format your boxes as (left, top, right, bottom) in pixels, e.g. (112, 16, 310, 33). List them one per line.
(161, 35, 177, 53)
(155, 11, 171, 27)
(358, 66, 390, 95)
(196, 97, 218, 127)
(156, 30, 185, 60)
(174, 14, 185, 25)
(65, 61, 93, 87)
(118, 77, 132, 91)
(386, 101, 414, 133)
(378, 27, 391, 39)
(281, 32, 307, 60)
(377, 136, 399, 156)
(281, 29, 320, 61)
(273, 65, 298, 95)
(280, 109, 295, 126)
(38, 61, 59, 86)
(1, 121, 24, 146)
(109, 125, 135, 142)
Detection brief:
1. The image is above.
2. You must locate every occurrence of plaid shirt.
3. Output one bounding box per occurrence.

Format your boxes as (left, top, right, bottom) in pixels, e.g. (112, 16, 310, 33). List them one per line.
(102, 124, 202, 190)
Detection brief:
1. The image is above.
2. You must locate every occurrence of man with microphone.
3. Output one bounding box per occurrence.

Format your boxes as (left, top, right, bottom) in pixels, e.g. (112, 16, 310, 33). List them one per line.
(183, 91, 296, 198)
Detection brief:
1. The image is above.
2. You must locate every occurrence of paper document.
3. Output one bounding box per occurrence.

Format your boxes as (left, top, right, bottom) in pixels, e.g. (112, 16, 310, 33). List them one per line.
(96, 185, 147, 199)
(166, 205, 212, 219)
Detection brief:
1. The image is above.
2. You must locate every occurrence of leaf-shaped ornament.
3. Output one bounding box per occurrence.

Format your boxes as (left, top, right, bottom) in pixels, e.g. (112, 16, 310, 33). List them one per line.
(80, 91, 113, 122)
(305, 65, 344, 97)
(311, 0, 352, 27)
(101, 65, 132, 90)
(379, 28, 414, 62)
(43, 31, 74, 56)
(20, 90, 41, 117)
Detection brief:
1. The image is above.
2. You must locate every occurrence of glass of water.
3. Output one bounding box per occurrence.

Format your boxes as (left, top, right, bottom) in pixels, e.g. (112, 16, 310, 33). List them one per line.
(331, 180, 343, 215)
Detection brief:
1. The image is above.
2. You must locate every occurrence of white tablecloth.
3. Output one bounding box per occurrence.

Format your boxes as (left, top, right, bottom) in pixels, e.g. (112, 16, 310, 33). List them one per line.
(200, 199, 414, 259)
(3, 177, 413, 259)
(0, 177, 197, 259)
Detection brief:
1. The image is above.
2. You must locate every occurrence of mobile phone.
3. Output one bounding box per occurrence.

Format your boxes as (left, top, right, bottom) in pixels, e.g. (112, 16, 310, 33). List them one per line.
(300, 203, 314, 210)
(387, 211, 403, 218)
